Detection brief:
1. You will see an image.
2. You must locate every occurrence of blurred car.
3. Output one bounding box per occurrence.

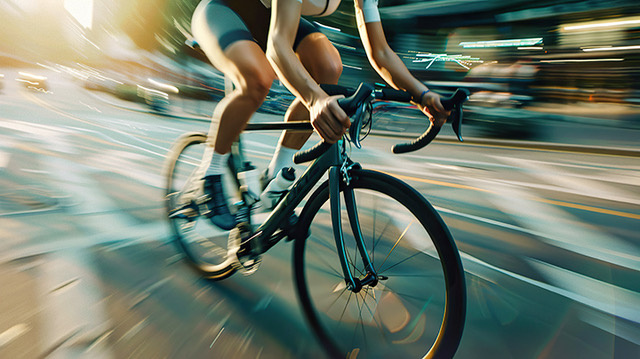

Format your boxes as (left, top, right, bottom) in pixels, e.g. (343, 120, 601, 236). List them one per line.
(16, 72, 49, 92)
(461, 61, 541, 139)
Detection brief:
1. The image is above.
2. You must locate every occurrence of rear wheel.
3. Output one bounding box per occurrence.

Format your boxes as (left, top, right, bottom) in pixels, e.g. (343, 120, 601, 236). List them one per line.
(165, 132, 238, 280)
(294, 169, 465, 358)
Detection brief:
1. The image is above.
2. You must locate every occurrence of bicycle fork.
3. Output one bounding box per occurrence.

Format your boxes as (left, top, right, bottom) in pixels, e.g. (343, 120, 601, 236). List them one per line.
(329, 166, 385, 293)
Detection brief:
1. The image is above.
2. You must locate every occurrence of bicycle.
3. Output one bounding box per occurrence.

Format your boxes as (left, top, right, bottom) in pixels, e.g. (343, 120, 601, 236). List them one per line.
(164, 82, 469, 358)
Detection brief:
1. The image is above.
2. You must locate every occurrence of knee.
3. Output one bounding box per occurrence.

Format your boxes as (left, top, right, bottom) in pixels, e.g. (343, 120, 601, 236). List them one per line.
(239, 68, 274, 106)
(312, 60, 342, 84)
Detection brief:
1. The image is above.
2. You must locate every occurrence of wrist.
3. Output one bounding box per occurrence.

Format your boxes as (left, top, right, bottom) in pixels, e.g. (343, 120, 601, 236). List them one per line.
(413, 89, 430, 104)
(306, 87, 329, 108)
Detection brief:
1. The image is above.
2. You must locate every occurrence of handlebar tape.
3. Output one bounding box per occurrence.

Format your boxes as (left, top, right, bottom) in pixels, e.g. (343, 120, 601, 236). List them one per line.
(378, 88, 413, 103)
(392, 88, 469, 154)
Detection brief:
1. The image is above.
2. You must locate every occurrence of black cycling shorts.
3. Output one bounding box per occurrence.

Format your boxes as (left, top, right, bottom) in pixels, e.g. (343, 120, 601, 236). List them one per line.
(192, 0, 321, 52)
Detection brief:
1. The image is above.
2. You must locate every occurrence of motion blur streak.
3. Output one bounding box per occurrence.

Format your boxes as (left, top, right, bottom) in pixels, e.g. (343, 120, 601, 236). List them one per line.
(1, 0, 639, 358)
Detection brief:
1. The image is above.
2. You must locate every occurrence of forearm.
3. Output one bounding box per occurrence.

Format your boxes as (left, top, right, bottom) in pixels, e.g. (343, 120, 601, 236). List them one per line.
(356, 17, 428, 103)
(265, 0, 325, 108)
(355, 3, 448, 125)
(266, 40, 326, 108)
(369, 47, 428, 103)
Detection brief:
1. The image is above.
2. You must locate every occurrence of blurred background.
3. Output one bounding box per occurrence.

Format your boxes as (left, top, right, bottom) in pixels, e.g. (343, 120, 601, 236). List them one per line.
(2, 0, 640, 138)
(1, 0, 638, 358)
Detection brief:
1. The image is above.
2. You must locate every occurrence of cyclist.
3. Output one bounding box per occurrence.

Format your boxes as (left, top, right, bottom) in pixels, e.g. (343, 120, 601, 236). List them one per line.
(191, 0, 450, 230)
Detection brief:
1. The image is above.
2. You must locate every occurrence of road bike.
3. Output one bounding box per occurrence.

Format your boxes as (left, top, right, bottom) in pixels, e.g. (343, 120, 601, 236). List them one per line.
(164, 82, 469, 358)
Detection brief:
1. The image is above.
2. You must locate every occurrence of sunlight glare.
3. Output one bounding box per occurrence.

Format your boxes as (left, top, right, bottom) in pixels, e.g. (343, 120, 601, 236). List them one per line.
(64, 0, 94, 29)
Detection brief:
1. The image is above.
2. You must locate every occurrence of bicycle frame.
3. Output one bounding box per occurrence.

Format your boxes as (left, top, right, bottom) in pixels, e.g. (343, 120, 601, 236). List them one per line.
(232, 121, 377, 292)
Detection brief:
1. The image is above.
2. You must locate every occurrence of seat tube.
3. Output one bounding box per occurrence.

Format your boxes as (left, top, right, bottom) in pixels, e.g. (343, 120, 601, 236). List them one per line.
(329, 166, 358, 291)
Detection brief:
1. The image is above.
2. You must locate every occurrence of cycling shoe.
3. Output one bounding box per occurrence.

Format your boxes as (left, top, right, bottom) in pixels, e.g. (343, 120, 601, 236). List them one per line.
(201, 174, 237, 230)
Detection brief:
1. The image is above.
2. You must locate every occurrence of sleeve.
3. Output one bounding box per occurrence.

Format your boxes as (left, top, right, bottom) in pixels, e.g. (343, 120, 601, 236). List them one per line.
(360, 0, 380, 23)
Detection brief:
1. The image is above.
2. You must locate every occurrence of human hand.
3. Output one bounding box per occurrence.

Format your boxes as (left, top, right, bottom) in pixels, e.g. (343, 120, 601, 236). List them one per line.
(419, 91, 450, 127)
(309, 95, 351, 143)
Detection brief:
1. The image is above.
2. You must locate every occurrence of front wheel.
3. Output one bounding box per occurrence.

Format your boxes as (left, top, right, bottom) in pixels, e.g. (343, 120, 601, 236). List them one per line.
(294, 169, 465, 358)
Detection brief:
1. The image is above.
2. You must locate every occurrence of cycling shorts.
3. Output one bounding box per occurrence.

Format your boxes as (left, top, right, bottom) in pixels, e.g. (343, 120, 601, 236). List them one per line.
(192, 0, 321, 52)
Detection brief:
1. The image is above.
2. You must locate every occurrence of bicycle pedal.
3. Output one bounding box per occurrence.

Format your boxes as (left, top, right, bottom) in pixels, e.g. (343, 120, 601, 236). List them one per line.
(228, 227, 261, 275)
(237, 255, 261, 275)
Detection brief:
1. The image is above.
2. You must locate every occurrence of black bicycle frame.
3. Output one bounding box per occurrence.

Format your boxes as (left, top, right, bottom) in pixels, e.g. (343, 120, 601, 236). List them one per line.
(235, 121, 378, 291)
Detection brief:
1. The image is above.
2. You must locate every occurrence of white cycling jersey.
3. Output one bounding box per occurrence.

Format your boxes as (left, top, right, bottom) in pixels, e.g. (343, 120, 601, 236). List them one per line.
(259, 0, 380, 22)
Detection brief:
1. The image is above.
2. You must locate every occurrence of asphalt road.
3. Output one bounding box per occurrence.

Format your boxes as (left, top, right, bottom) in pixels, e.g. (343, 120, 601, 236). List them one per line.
(1, 69, 639, 358)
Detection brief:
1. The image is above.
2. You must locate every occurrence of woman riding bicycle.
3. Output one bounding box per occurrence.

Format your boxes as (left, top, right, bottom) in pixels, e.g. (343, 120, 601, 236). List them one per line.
(191, 0, 450, 230)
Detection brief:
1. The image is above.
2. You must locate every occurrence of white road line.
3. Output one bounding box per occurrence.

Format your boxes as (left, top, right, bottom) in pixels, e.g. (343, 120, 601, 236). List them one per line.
(0, 324, 30, 348)
(494, 156, 640, 205)
(460, 251, 640, 325)
(0, 151, 9, 168)
(466, 181, 640, 271)
(530, 258, 640, 323)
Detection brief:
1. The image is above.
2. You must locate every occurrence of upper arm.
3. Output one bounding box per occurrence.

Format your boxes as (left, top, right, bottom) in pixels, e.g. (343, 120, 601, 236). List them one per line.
(267, 0, 303, 55)
(354, 0, 391, 58)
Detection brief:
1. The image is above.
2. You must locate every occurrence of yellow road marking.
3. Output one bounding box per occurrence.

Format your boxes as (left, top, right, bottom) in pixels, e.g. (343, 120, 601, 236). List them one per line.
(536, 198, 640, 220)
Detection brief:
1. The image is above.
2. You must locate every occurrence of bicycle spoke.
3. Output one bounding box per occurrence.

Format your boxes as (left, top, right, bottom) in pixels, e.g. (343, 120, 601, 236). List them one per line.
(325, 285, 350, 314)
(338, 293, 353, 323)
(352, 292, 367, 352)
(308, 247, 344, 279)
(344, 242, 364, 277)
(379, 251, 422, 275)
(378, 220, 414, 271)
(360, 289, 389, 343)
(372, 215, 392, 264)
(378, 285, 434, 304)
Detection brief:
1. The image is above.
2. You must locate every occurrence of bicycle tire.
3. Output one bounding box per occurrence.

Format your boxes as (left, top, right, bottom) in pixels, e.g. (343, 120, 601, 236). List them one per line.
(293, 169, 465, 358)
(165, 132, 238, 280)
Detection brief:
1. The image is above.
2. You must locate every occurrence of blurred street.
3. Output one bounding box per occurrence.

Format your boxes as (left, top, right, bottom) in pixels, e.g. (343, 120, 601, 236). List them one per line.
(2, 0, 640, 357)
(1, 69, 638, 358)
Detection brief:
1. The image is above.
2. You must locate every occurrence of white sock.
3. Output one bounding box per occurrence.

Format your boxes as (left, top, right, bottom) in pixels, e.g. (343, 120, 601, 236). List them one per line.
(205, 151, 229, 177)
(267, 144, 297, 178)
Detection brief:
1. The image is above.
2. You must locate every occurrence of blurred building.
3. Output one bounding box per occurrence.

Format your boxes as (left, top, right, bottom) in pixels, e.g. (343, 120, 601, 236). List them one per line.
(1, 0, 638, 106)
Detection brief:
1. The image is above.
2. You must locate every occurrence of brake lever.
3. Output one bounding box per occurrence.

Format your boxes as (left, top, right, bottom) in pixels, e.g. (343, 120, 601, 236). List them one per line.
(348, 101, 369, 149)
(441, 88, 469, 142)
(451, 102, 463, 142)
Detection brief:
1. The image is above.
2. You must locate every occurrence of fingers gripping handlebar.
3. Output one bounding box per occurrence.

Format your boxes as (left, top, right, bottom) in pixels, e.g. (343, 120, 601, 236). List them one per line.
(293, 83, 374, 164)
(392, 88, 469, 154)
(292, 84, 469, 164)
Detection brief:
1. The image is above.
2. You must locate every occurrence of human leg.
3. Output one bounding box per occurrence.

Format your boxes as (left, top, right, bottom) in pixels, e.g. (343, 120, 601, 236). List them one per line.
(191, 0, 276, 229)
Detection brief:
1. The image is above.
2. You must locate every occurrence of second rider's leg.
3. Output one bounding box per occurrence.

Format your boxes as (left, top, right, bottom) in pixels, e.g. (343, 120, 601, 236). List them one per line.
(266, 31, 343, 179)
